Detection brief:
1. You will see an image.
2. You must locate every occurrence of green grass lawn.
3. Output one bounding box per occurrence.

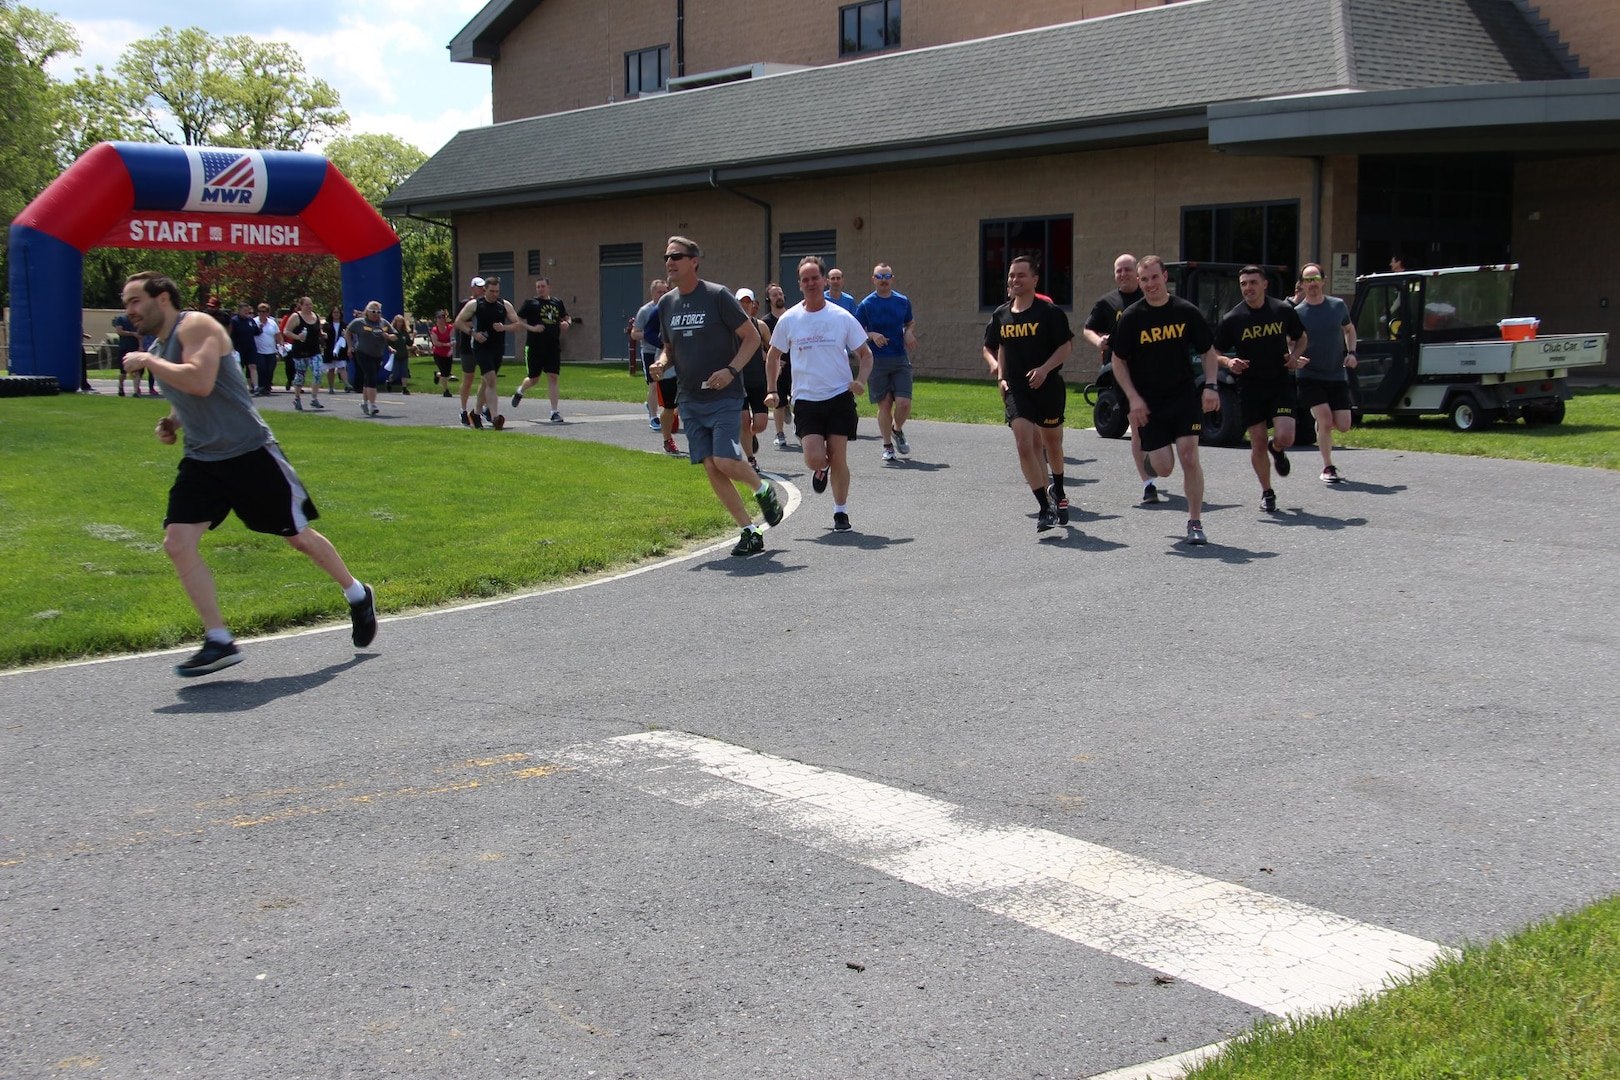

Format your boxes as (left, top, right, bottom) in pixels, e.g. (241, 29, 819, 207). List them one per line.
(0, 393, 731, 668)
(1184, 896, 1620, 1080)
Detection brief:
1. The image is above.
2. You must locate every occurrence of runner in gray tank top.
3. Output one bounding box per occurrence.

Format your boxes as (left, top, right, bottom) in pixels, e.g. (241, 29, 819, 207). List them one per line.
(120, 271, 379, 677)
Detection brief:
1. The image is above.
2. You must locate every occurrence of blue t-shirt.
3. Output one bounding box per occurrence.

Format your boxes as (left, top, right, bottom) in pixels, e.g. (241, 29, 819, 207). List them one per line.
(826, 291, 856, 314)
(855, 291, 914, 361)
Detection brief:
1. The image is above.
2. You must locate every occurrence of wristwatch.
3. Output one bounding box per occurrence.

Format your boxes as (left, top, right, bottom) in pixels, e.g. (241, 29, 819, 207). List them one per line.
(1203, 382, 1218, 390)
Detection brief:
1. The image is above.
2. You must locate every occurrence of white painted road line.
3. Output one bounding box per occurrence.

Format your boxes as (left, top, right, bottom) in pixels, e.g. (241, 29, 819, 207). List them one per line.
(553, 730, 1447, 1019)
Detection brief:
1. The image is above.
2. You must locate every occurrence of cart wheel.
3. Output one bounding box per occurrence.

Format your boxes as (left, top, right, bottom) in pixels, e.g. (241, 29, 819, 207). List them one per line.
(1449, 396, 1495, 432)
(1092, 387, 1129, 440)
(1522, 401, 1566, 426)
(1199, 385, 1244, 446)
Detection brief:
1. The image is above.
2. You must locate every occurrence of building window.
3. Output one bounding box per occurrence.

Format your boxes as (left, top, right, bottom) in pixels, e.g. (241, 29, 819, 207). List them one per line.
(840, 0, 900, 57)
(979, 217, 1073, 309)
(625, 45, 669, 98)
(1181, 201, 1299, 270)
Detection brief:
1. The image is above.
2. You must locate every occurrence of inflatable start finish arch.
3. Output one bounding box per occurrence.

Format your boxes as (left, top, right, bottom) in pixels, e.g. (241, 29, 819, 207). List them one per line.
(7, 141, 403, 390)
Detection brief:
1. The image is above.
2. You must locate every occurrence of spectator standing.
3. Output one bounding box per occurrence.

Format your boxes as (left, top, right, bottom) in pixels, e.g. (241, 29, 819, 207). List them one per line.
(323, 304, 345, 393)
(229, 303, 259, 393)
(251, 303, 281, 397)
(389, 314, 413, 394)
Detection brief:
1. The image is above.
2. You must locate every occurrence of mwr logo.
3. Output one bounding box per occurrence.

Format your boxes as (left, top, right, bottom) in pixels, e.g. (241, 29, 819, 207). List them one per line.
(183, 148, 267, 213)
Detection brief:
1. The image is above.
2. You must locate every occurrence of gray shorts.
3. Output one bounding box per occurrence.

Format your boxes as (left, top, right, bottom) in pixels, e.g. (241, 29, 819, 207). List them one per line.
(868, 360, 913, 404)
(678, 393, 747, 465)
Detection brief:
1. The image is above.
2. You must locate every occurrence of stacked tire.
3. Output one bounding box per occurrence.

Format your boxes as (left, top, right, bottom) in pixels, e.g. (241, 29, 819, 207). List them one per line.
(0, 376, 61, 397)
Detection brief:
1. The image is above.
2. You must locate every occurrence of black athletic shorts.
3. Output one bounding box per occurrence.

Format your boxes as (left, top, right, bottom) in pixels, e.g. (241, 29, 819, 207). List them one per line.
(526, 344, 561, 379)
(1003, 372, 1065, 428)
(794, 391, 859, 441)
(742, 374, 769, 415)
(165, 444, 318, 537)
(352, 353, 382, 390)
(1296, 379, 1353, 413)
(656, 376, 679, 410)
(773, 358, 793, 407)
(1237, 377, 1296, 431)
(1137, 385, 1207, 453)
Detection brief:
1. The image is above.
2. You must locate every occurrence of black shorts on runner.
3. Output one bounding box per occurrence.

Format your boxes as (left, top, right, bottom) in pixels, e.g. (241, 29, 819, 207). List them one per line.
(773, 359, 793, 407)
(165, 444, 318, 537)
(526, 344, 561, 379)
(352, 354, 382, 390)
(1138, 385, 1207, 453)
(1296, 379, 1353, 413)
(743, 376, 769, 415)
(1003, 373, 1066, 429)
(1238, 377, 1296, 431)
(794, 391, 859, 441)
(656, 376, 679, 410)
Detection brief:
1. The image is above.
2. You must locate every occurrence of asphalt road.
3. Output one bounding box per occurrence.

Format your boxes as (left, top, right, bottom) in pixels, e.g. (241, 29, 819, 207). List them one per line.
(4, 386, 1617, 1079)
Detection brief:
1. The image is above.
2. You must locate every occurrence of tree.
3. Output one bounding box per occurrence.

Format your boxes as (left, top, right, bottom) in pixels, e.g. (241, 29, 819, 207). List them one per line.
(0, 3, 78, 308)
(115, 27, 347, 150)
(324, 133, 450, 319)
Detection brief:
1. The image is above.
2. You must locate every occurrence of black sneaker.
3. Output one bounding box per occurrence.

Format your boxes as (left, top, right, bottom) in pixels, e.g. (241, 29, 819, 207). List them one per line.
(1141, 483, 1160, 505)
(1186, 520, 1208, 545)
(832, 511, 852, 532)
(460, 410, 471, 428)
(482, 407, 494, 426)
(731, 527, 764, 557)
(1321, 464, 1343, 484)
(756, 482, 784, 527)
(1055, 497, 1070, 526)
(1036, 507, 1058, 532)
(511, 391, 523, 408)
(812, 468, 829, 494)
(175, 639, 243, 677)
(549, 411, 563, 423)
(1261, 489, 1277, 513)
(470, 410, 484, 430)
(1269, 441, 1291, 477)
(349, 585, 378, 647)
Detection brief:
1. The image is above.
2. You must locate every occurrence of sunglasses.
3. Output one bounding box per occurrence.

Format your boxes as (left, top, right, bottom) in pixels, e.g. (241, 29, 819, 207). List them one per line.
(873, 273, 893, 280)
(1302, 274, 1324, 281)
(663, 252, 693, 261)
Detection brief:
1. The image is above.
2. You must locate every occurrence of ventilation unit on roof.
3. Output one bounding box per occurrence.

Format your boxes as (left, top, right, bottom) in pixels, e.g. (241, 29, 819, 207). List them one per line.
(665, 62, 807, 93)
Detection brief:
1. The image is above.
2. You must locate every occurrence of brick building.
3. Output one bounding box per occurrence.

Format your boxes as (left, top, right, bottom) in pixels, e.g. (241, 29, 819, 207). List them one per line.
(385, 0, 1620, 377)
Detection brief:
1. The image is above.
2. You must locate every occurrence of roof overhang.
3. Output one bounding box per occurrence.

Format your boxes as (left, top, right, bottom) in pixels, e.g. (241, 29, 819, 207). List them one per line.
(450, 0, 541, 64)
(384, 108, 1207, 216)
(1208, 78, 1620, 156)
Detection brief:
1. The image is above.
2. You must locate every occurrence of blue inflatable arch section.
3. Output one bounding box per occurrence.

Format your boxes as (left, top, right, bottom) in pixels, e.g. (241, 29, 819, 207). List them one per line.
(8, 141, 403, 389)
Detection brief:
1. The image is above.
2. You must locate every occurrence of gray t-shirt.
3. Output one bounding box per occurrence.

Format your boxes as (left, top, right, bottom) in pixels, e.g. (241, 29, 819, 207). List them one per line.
(347, 316, 392, 360)
(1293, 295, 1352, 382)
(157, 312, 274, 461)
(658, 280, 749, 403)
(633, 299, 661, 360)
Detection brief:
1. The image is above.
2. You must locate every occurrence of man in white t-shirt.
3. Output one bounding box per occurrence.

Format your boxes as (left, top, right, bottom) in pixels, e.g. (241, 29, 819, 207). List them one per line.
(765, 256, 874, 533)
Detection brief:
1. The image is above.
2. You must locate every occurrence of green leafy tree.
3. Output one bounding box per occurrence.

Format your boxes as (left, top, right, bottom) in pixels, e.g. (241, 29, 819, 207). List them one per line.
(115, 27, 347, 150)
(324, 133, 450, 319)
(0, 3, 77, 307)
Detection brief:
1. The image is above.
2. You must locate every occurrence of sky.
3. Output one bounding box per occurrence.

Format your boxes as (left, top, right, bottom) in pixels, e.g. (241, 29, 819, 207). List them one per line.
(42, 0, 493, 158)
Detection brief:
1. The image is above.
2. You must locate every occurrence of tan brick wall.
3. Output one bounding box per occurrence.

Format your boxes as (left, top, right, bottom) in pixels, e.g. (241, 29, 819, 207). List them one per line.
(491, 0, 1170, 122)
(454, 141, 1329, 380)
(1531, 0, 1620, 77)
(1511, 152, 1620, 373)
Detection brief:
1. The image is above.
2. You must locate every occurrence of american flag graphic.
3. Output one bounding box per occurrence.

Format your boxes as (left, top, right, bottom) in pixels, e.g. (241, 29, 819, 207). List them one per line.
(201, 151, 255, 190)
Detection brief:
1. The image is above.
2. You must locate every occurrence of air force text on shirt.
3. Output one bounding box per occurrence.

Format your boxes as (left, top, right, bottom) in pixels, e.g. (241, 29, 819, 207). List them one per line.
(669, 312, 709, 334)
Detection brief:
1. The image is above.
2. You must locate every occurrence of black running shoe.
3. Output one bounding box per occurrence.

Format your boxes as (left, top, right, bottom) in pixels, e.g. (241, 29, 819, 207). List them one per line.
(731, 527, 764, 557)
(175, 639, 243, 678)
(349, 584, 378, 648)
(832, 511, 852, 533)
(511, 391, 523, 408)
(470, 410, 484, 430)
(756, 482, 784, 527)
(1036, 507, 1058, 532)
(1269, 441, 1291, 477)
(1186, 520, 1208, 545)
(482, 407, 494, 426)
(1055, 497, 1070, 526)
(1261, 489, 1277, 513)
(460, 410, 472, 428)
(1141, 483, 1160, 505)
(812, 468, 829, 494)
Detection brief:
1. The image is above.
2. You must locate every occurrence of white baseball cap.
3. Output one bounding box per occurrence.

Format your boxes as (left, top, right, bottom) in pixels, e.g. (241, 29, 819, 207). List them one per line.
(735, 288, 756, 302)
(471, 276, 486, 288)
